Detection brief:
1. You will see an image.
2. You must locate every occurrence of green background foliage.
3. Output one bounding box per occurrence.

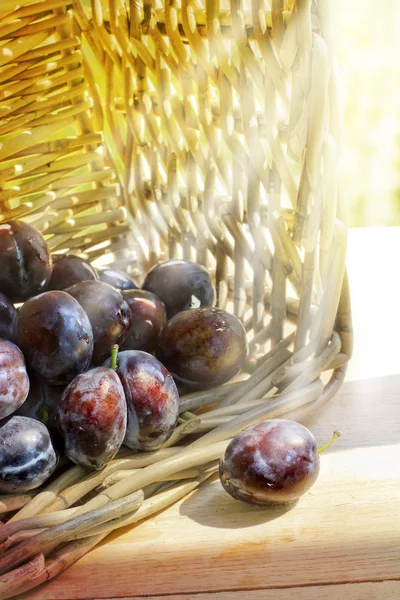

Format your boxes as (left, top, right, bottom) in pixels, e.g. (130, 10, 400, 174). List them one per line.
(336, 0, 400, 227)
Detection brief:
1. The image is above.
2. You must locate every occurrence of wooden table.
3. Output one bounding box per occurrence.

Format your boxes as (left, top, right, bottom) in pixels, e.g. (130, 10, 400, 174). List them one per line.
(28, 228, 400, 600)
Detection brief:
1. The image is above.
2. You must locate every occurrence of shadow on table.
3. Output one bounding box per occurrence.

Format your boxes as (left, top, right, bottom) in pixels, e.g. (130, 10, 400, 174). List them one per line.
(179, 479, 296, 530)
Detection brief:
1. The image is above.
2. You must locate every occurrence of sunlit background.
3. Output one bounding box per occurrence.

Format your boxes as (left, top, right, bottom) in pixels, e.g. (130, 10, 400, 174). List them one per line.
(335, 0, 400, 227)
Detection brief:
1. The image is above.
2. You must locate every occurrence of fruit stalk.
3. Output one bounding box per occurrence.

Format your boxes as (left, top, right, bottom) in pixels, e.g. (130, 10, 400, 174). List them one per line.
(318, 429, 343, 454)
(110, 344, 119, 371)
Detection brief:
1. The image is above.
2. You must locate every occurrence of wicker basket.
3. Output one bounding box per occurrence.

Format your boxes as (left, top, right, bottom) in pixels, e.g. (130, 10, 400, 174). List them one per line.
(0, 0, 352, 392)
(0, 0, 353, 593)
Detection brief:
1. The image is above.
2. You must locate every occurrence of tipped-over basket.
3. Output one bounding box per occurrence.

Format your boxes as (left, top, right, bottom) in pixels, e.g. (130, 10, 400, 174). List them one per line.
(0, 0, 353, 596)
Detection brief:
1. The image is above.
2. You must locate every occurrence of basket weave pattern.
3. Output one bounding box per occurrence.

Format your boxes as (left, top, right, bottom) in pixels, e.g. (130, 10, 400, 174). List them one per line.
(0, 1, 352, 407)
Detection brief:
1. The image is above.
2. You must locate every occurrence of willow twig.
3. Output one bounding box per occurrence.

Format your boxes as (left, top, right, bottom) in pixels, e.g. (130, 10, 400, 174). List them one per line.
(0, 531, 108, 599)
(8, 465, 85, 523)
(218, 334, 294, 407)
(0, 495, 34, 515)
(101, 466, 205, 489)
(68, 469, 219, 541)
(42, 447, 181, 513)
(188, 380, 324, 449)
(179, 381, 243, 413)
(0, 510, 76, 546)
(0, 553, 45, 599)
(42, 440, 230, 537)
(0, 491, 144, 576)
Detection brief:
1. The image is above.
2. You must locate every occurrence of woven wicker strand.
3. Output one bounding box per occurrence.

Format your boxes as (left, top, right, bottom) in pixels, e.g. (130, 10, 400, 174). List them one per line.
(0, 1, 353, 596)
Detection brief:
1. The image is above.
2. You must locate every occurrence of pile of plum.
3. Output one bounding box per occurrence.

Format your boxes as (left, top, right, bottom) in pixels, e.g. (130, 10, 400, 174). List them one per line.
(0, 220, 323, 507)
(0, 221, 249, 486)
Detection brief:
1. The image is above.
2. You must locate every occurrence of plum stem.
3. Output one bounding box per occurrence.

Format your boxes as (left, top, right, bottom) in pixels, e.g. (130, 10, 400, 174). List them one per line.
(38, 406, 49, 426)
(317, 429, 342, 454)
(110, 344, 119, 371)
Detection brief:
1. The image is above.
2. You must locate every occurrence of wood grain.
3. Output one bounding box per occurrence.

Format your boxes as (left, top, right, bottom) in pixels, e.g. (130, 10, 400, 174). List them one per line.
(98, 580, 400, 600)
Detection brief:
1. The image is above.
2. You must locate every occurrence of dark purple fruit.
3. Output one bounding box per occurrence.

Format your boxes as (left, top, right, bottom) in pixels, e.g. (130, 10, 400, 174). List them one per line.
(219, 419, 320, 505)
(57, 367, 127, 470)
(66, 281, 131, 364)
(98, 268, 138, 290)
(104, 351, 179, 451)
(0, 339, 30, 420)
(0, 416, 57, 493)
(14, 291, 94, 386)
(157, 307, 248, 391)
(142, 260, 215, 319)
(15, 376, 63, 449)
(121, 290, 167, 353)
(0, 293, 17, 341)
(0, 220, 52, 302)
(47, 254, 98, 290)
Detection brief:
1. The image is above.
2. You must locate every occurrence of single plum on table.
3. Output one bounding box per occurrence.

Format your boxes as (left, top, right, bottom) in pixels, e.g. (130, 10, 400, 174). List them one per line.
(157, 307, 248, 391)
(121, 289, 167, 353)
(0, 292, 17, 341)
(0, 416, 57, 493)
(219, 419, 320, 505)
(98, 268, 138, 290)
(0, 339, 30, 420)
(66, 281, 131, 364)
(14, 290, 94, 386)
(57, 367, 127, 470)
(0, 220, 52, 302)
(142, 260, 215, 319)
(104, 350, 179, 451)
(47, 254, 98, 290)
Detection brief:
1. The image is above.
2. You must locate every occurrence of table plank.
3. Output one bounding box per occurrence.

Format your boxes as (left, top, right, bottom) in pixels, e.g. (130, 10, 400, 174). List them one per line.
(98, 580, 400, 600)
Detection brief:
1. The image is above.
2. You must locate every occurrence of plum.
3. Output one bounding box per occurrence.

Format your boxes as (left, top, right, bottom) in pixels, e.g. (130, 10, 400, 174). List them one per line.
(0, 339, 30, 420)
(0, 292, 17, 341)
(104, 350, 179, 451)
(157, 307, 248, 390)
(15, 376, 63, 449)
(57, 367, 127, 470)
(14, 291, 94, 386)
(98, 268, 138, 290)
(142, 260, 215, 319)
(47, 254, 98, 290)
(0, 416, 57, 493)
(219, 419, 320, 505)
(66, 281, 131, 364)
(0, 220, 52, 302)
(121, 289, 167, 353)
